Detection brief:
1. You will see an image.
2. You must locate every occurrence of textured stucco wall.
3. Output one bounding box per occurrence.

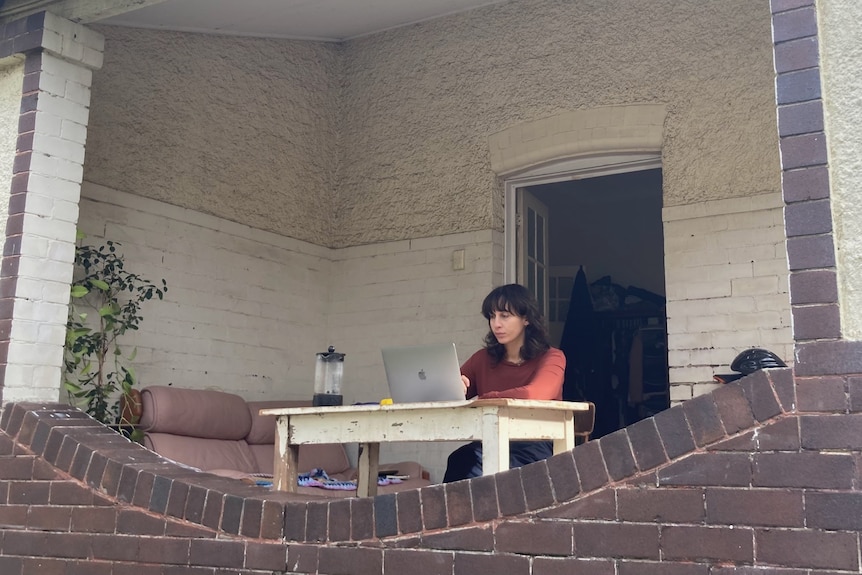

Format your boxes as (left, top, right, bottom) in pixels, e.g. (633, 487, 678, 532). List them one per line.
(335, 0, 780, 246)
(0, 60, 23, 225)
(83, 26, 341, 247)
(819, 0, 862, 339)
(84, 0, 778, 249)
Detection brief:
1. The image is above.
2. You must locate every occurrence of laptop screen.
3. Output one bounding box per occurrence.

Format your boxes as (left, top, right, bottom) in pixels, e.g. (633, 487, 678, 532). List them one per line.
(381, 343, 466, 403)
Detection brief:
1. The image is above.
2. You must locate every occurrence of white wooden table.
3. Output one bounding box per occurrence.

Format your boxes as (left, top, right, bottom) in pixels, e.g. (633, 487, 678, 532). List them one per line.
(260, 398, 592, 497)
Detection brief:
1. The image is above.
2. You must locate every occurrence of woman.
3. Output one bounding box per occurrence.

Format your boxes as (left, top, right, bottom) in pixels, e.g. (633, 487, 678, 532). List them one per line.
(443, 283, 565, 482)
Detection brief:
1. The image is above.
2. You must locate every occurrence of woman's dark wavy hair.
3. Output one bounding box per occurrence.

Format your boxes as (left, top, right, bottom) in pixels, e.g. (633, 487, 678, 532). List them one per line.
(481, 283, 551, 365)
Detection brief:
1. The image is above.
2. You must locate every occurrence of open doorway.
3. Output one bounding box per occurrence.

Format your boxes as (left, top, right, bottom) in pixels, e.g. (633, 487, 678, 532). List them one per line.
(512, 168, 668, 438)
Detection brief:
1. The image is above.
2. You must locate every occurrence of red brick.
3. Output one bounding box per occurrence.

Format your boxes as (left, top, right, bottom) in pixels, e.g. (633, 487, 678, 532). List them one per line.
(66, 561, 112, 575)
(753, 417, 801, 451)
(573, 440, 611, 491)
(540, 487, 615, 520)
(22, 557, 65, 575)
(495, 467, 527, 516)
(31, 458, 61, 480)
(348, 498, 372, 541)
(757, 528, 858, 570)
(0, 456, 34, 479)
(324, 497, 349, 541)
(8, 480, 49, 503)
(375, 493, 397, 537)
(796, 376, 846, 412)
(422, 525, 493, 551)
(49, 481, 95, 505)
(26, 505, 71, 531)
(165, 520, 214, 538)
(658, 453, 751, 487)
(240, 497, 263, 538)
(0, 504, 28, 527)
(189, 538, 244, 568)
(522, 459, 555, 510)
(245, 541, 287, 571)
(286, 543, 319, 573)
(395, 487, 421, 534)
(706, 488, 803, 527)
(70, 506, 117, 533)
(90, 534, 140, 562)
(305, 501, 327, 542)
(662, 525, 754, 562)
(534, 556, 615, 575)
(753, 452, 855, 489)
(599, 430, 638, 480)
(573, 522, 659, 559)
(117, 509, 166, 535)
(419, 484, 447, 531)
(626, 418, 668, 471)
(384, 548, 453, 575)
(220, 493, 243, 534)
(682, 394, 726, 446)
(545, 450, 581, 502)
(319, 546, 382, 575)
(5, 531, 87, 558)
(801, 413, 862, 449)
(445, 480, 472, 526)
(619, 561, 709, 575)
(653, 406, 697, 459)
(495, 520, 572, 556)
(0, 556, 22, 574)
(712, 384, 757, 435)
(454, 551, 530, 575)
(618, 487, 704, 523)
(806, 491, 862, 530)
(138, 536, 191, 566)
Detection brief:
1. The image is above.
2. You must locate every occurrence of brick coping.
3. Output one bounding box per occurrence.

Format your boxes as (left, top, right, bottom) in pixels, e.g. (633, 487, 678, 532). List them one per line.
(0, 368, 794, 543)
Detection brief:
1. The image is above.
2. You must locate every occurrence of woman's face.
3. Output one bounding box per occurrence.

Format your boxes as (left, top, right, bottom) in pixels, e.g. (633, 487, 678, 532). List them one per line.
(488, 307, 529, 348)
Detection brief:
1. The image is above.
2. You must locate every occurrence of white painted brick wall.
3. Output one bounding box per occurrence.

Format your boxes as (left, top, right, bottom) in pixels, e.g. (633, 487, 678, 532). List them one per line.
(663, 193, 793, 396)
(77, 182, 333, 403)
(74, 184, 498, 481)
(327, 229, 498, 480)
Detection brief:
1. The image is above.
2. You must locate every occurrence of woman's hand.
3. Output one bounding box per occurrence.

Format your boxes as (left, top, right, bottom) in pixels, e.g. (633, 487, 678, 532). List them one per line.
(461, 374, 470, 397)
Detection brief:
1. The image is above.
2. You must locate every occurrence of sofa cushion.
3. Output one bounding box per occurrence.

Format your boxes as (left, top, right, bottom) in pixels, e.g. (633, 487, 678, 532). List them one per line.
(246, 400, 311, 445)
(144, 433, 259, 473)
(139, 386, 252, 440)
(248, 443, 352, 476)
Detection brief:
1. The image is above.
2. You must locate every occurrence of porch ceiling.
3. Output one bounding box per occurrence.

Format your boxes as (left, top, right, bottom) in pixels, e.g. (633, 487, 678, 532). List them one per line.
(94, 0, 512, 42)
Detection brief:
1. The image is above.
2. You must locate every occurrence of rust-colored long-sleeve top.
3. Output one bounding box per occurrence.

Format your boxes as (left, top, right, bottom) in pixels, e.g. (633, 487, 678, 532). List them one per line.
(461, 347, 565, 400)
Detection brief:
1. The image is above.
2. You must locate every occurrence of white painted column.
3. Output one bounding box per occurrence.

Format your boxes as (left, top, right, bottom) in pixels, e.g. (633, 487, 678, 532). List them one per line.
(0, 12, 103, 403)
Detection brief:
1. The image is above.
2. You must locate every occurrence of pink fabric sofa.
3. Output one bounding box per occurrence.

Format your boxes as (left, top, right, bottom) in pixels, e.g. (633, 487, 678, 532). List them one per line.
(138, 386, 432, 496)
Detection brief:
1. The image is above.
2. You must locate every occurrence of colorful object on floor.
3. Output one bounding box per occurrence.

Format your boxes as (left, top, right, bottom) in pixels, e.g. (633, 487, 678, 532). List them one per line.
(297, 468, 403, 491)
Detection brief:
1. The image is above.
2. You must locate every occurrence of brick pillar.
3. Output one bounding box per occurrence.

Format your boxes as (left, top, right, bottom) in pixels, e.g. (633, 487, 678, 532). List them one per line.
(0, 12, 104, 404)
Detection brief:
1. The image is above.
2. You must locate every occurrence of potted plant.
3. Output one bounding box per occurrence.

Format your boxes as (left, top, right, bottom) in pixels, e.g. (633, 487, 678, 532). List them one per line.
(64, 232, 167, 435)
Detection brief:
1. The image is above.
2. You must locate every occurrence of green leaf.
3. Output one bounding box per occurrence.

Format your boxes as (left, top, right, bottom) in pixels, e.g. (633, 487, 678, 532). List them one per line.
(97, 305, 114, 317)
(70, 285, 89, 298)
(64, 381, 83, 393)
(89, 279, 110, 291)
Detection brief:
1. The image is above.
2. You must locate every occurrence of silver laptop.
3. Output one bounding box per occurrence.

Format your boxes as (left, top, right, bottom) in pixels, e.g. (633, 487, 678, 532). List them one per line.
(381, 343, 466, 403)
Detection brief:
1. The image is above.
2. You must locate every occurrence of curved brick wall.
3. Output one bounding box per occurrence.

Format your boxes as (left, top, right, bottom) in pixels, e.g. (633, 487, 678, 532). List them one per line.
(4, 369, 862, 573)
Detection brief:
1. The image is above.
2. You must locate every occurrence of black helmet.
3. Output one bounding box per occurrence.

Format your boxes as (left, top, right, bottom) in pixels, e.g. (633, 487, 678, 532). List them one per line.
(730, 348, 787, 375)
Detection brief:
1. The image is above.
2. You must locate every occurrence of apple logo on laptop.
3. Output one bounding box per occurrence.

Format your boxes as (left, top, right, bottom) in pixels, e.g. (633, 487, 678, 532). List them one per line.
(418, 369, 427, 380)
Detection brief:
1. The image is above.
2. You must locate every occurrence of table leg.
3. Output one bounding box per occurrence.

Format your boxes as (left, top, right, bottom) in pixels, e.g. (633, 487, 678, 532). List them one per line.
(273, 416, 298, 492)
(553, 410, 576, 455)
(357, 442, 380, 497)
(481, 409, 509, 475)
